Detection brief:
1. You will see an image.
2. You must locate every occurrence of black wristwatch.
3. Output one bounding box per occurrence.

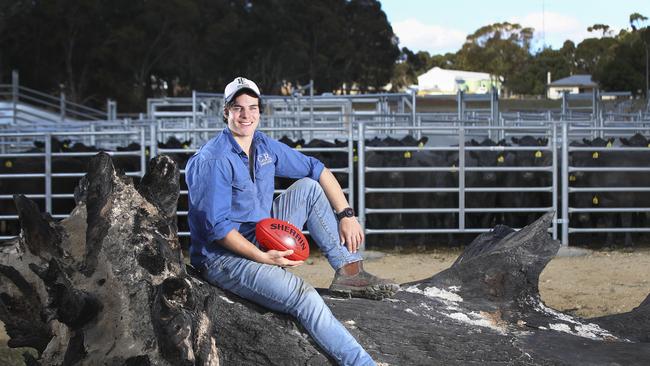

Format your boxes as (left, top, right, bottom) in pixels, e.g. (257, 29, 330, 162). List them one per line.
(336, 207, 355, 221)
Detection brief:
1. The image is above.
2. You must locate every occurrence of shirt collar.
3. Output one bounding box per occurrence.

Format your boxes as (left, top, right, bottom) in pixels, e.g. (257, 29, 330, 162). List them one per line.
(223, 127, 264, 155)
(223, 128, 243, 155)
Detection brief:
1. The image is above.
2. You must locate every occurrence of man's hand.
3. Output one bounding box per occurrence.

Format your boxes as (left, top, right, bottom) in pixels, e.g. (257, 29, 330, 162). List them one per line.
(258, 249, 304, 267)
(339, 216, 364, 253)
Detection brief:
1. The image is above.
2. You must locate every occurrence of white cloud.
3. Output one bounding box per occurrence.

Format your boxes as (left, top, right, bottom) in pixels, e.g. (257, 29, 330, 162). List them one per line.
(512, 11, 615, 49)
(393, 18, 467, 54)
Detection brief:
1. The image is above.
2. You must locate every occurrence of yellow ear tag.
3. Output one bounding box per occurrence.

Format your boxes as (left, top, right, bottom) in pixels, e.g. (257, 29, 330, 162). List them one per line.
(353, 148, 357, 153)
(296, 144, 302, 149)
(592, 196, 599, 205)
(497, 155, 504, 164)
(63, 143, 69, 149)
(592, 152, 599, 159)
(647, 143, 650, 148)
(182, 144, 189, 149)
(4, 160, 12, 168)
(418, 142, 424, 149)
(145, 149, 150, 156)
(569, 175, 576, 182)
(535, 150, 542, 158)
(606, 141, 612, 148)
(403, 151, 412, 159)
(353, 155, 358, 162)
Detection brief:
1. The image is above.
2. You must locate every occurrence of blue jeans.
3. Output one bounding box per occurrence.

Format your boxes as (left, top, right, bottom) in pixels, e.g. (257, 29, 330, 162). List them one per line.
(200, 178, 373, 365)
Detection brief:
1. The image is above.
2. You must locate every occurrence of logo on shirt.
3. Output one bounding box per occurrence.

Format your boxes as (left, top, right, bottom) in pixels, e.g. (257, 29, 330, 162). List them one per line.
(257, 152, 273, 166)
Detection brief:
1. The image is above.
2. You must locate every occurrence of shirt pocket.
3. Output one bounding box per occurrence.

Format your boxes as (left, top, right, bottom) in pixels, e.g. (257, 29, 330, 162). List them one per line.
(231, 177, 252, 220)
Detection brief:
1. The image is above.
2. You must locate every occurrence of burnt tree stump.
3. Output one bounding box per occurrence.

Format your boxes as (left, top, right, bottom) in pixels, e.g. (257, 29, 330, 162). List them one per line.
(0, 152, 649, 365)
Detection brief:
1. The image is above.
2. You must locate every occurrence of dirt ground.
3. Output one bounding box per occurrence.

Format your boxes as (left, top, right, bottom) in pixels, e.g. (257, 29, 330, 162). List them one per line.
(289, 247, 650, 319)
(2, 247, 649, 364)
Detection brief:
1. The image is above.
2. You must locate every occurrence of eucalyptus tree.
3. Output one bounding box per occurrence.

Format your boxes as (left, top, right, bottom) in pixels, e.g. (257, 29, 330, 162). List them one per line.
(455, 22, 534, 96)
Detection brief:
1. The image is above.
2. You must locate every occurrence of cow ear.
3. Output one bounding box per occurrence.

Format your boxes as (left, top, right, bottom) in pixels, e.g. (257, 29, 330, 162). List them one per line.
(620, 138, 628, 145)
(498, 139, 506, 146)
(448, 151, 459, 164)
(419, 137, 429, 145)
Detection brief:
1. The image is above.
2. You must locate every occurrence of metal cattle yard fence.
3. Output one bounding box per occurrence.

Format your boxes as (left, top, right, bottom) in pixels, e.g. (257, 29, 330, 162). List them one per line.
(1, 90, 650, 250)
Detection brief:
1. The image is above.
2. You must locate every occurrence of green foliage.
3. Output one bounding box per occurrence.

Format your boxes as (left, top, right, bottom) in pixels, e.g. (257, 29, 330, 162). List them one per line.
(395, 13, 649, 97)
(0, 0, 399, 111)
(454, 22, 534, 95)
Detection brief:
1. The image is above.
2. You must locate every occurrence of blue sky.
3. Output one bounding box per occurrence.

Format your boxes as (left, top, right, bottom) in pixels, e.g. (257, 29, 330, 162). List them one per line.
(379, 0, 650, 54)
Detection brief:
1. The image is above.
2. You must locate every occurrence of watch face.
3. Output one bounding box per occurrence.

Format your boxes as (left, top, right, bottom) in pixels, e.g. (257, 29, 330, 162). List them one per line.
(340, 207, 354, 218)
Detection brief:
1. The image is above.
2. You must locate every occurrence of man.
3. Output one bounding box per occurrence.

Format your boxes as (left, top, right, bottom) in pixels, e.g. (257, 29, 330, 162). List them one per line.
(185, 77, 398, 365)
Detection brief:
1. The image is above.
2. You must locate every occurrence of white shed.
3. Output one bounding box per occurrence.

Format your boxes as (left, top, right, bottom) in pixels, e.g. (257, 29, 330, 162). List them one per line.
(416, 67, 501, 95)
(547, 74, 597, 99)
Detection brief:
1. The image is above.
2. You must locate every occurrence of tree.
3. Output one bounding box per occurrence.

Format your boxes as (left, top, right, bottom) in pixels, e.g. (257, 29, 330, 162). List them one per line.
(628, 12, 649, 96)
(587, 23, 612, 37)
(341, 0, 400, 93)
(590, 13, 649, 96)
(574, 37, 617, 75)
(455, 22, 534, 95)
(630, 12, 648, 31)
(0, 0, 400, 111)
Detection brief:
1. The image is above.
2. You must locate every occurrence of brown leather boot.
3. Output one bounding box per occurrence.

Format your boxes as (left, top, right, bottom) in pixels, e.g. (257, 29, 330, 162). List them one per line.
(329, 261, 399, 300)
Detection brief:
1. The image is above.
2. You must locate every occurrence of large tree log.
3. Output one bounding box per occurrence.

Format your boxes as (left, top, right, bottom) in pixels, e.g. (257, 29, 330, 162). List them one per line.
(0, 152, 649, 365)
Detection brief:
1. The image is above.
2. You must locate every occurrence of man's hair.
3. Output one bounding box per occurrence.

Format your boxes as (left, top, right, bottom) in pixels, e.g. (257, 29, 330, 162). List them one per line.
(223, 89, 264, 123)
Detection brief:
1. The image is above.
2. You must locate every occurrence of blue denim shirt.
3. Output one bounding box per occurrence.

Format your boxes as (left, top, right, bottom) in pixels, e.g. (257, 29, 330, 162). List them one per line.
(185, 128, 325, 266)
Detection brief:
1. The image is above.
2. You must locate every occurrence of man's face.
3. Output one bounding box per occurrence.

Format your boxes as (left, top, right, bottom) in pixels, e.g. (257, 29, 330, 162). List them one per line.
(225, 93, 260, 139)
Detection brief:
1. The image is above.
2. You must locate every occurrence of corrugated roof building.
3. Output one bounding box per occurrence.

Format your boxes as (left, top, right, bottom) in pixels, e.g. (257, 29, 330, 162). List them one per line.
(547, 74, 597, 99)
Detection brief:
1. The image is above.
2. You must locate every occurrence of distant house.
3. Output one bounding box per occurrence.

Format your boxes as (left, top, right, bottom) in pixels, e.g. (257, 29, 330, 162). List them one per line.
(416, 67, 501, 95)
(547, 74, 597, 99)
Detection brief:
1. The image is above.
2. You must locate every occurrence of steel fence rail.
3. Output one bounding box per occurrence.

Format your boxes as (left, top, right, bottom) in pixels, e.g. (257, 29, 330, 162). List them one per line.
(1, 113, 650, 246)
(0, 129, 147, 239)
(355, 120, 558, 249)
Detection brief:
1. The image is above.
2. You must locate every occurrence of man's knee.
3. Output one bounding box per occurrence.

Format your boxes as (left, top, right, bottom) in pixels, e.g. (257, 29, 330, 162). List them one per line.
(288, 178, 325, 199)
(292, 177, 320, 191)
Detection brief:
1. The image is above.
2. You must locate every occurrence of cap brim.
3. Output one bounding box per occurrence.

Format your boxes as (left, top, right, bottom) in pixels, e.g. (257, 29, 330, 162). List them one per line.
(225, 87, 260, 103)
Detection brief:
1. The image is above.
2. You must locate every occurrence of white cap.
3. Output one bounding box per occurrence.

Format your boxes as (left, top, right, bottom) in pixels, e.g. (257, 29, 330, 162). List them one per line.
(224, 77, 261, 103)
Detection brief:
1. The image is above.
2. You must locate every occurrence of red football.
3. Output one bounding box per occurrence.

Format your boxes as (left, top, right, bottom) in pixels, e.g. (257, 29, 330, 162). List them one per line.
(255, 218, 309, 261)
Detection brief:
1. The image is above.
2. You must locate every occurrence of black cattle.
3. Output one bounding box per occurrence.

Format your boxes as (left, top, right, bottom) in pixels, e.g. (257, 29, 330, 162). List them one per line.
(278, 135, 305, 149)
(568, 136, 647, 248)
(0, 137, 158, 238)
(568, 138, 612, 247)
(500, 136, 553, 228)
(465, 138, 509, 229)
(364, 135, 428, 248)
(158, 137, 193, 167)
(0, 138, 80, 236)
(403, 144, 458, 246)
(32, 138, 73, 152)
(617, 133, 650, 243)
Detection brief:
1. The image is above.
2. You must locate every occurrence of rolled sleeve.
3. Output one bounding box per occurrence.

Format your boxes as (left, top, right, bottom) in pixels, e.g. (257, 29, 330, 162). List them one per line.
(269, 137, 325, 181)
(186, 157, 235, 242)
